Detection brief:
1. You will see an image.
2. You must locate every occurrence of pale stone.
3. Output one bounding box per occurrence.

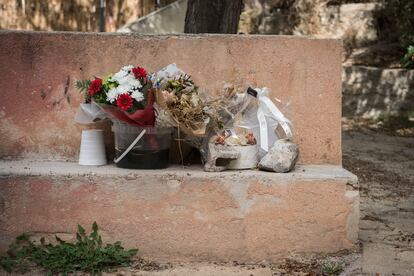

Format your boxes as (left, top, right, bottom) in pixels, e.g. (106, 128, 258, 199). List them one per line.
(258, 139, 299, 173)
(204, 142, 241, 172)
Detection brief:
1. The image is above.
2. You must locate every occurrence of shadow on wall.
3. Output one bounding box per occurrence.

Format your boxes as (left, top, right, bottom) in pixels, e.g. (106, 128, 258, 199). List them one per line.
(342, 66, 414, 119)
(239, 0, 322, 35)
(373, 0, 414, 46)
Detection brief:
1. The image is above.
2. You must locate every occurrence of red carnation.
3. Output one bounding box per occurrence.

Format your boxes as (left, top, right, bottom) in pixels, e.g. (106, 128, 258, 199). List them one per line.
(117, 93, 133, 111)
(89, 78, 102, 96)
(132, 66, 147, 80)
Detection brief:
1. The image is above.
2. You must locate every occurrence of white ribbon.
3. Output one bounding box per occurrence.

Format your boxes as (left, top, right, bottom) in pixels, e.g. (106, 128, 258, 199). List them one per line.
(256, 87, 293, 152)
(114, 129, 146, 163)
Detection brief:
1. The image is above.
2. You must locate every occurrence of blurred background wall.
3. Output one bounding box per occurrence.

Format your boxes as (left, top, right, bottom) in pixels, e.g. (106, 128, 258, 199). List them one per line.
(0, 0, 175, 32)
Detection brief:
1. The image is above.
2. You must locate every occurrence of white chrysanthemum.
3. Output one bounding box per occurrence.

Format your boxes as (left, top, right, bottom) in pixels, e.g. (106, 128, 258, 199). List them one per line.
(112, 71, 127, 83)
(116, 84, 131, 94)
(117, 74, 139, 87)
(128, 78, 142, 88)
(121, 65, 134, 71)
(112, 65, 134, 83)
(131, 91, 144, 102)
(106, 87, 120, 103)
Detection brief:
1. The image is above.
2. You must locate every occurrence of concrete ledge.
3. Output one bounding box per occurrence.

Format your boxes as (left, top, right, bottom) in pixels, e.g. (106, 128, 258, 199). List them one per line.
(0, 160, 358, 181)
(0, 161, 358, 262)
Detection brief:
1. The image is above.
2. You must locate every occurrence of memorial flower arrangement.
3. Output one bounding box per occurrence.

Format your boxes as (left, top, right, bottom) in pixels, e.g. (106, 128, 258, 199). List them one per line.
(75, 63, 295, 172)
(157, 74, 209, 136)
(153, 64, 242, 137)
(75, 65, 155, 126)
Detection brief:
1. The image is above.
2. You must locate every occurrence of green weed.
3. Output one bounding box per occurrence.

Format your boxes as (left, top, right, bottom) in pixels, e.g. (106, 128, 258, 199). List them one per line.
(0, 222, 138, 275)
(320, 261, 344, 275)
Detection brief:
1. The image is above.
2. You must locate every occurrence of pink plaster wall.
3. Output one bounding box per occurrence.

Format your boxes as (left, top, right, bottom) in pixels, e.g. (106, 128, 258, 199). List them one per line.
(0, 171, 358, 262)
(0, 31, 342, 164)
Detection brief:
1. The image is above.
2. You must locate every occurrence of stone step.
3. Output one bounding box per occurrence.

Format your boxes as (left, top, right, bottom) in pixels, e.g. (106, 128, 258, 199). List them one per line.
(0, 160, 359, 262)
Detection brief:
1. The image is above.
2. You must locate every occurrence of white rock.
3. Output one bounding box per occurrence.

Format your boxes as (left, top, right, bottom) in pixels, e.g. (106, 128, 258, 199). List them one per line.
(258, 139, 299, 173)
(204, 142, 241, 172)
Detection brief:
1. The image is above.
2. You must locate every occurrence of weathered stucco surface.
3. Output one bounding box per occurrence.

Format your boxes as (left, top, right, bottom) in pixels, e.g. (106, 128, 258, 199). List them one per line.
(0, 161, 358, 262)
(0, 31, 342, 165)
(343, 65, 414, 119)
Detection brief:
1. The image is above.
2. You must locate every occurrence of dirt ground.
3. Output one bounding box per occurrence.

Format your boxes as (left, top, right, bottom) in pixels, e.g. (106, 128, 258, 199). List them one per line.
(342, 128, 414, 275)
(131, 128, 414, 276)
(1, 127, 413, 276)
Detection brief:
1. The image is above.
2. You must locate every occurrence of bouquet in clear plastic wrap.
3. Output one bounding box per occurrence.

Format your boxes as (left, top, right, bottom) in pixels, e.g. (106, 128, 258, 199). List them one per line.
(154, 63, 209, 136)
(153, 65, 251, 162)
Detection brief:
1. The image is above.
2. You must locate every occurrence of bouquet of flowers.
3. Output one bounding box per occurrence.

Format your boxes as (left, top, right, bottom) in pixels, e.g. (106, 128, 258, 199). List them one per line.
(74, 63, 295, 171)
(154, 64, 209, 136)
(76, 65, 155, 126)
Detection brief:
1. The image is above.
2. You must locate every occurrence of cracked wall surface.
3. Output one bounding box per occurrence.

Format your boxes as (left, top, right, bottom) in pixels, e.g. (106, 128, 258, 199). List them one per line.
(0, 165, 358, 262)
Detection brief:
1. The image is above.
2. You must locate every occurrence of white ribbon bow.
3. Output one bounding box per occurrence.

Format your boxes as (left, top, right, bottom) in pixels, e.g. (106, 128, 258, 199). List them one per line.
(256, 87, 293, 152)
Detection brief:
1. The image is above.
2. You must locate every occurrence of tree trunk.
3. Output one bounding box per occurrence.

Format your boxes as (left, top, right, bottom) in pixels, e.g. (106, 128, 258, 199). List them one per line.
(184, 0, 243, 34)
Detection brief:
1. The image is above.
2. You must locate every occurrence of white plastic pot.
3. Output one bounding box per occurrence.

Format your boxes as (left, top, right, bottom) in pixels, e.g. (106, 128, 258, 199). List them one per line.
(78, 129, 107, 166)
(227, 144, 259, 170)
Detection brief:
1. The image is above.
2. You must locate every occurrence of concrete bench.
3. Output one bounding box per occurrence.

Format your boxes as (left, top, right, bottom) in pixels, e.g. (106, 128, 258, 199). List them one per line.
(0, 31, 358, 262)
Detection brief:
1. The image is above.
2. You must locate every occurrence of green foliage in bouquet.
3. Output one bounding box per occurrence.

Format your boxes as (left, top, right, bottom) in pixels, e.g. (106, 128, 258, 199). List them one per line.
(75, 79, 92, 103)
(401, 45, 414, 69)
(0, 222, 138, 275)
(97, 76, 118, 104)
(75, 76, 117, 105)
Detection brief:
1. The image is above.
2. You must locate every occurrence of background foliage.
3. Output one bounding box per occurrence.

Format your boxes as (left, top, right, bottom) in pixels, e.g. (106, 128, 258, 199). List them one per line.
(378, 0, 414, 46)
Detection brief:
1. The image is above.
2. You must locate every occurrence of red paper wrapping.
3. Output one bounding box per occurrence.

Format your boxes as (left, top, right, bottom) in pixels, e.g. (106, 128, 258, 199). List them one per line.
(98, 89, 156, 126)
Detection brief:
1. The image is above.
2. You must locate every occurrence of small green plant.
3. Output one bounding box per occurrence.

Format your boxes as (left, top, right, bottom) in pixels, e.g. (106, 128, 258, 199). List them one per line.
(320, 261, 344, 276)
(401, 45, 414, 69)
(0, 222, 138, 275)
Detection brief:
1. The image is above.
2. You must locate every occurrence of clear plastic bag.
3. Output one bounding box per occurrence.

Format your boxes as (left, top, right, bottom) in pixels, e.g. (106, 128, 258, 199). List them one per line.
(234, 87, 292, 158)
(74, 101, 106, 124)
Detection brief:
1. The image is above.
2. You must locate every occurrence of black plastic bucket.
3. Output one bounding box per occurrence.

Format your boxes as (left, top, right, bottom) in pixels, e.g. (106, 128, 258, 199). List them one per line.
(112, 120, 172, 169)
